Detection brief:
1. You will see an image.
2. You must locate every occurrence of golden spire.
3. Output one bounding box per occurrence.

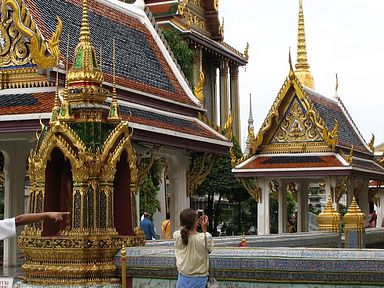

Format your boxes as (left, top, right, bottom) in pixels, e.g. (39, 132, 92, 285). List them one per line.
(295, 0, 314, 89)
(66, 0, 108, 104)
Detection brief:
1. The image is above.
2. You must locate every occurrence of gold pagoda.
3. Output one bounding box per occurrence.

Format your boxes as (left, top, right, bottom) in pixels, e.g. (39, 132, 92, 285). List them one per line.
(17, 0, 143, 286)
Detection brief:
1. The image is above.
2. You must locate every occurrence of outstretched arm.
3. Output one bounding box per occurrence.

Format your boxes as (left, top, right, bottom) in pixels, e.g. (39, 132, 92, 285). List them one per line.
(15, 212, 69, 226)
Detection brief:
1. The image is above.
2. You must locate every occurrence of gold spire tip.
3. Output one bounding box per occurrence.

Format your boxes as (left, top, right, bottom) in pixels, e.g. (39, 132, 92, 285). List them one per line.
(80, 0, 91, 42)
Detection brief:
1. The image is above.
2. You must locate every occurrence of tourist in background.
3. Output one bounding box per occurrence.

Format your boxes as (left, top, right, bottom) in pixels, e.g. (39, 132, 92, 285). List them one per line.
(174, 208, 213, 288)
(161, 212, 172, 239)
(140, 212, 156, 240)
(0, 212, 69, 240)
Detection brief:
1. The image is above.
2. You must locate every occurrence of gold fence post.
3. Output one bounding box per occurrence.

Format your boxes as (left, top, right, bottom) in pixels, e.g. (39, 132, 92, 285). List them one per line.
(121, 245, 127, 288)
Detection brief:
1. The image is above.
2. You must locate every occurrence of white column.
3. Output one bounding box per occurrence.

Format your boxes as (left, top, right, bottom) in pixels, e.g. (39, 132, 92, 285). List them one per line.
(1, 141, 32, 267)
(230, 65, 240, 141)
(297, 180, 309, 233)
(257, 178, 270, 235)
(153, 165, 166, 237)
(219, 60, 229, 127)
(210, 66, 217, 123)
(377, 191, 384, 228)
(168, 150, 189, 231)
(278, 180, 288, 234)
(325, 176, 337, 210)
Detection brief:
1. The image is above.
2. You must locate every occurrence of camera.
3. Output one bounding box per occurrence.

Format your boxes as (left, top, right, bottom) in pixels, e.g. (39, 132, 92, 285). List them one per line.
(197, 209, 204, 218)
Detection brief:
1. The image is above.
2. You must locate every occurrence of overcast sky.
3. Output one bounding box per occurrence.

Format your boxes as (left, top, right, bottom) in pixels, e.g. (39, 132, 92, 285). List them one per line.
(220, 0, 384, 150)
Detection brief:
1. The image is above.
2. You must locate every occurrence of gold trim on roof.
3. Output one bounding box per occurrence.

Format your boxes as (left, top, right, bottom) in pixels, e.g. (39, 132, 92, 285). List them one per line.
(0, 0, 62, 89)
(247, 74, 338, 155)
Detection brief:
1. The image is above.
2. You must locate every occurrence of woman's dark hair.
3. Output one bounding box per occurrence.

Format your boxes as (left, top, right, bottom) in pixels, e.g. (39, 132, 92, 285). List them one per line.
(180, 208, 197, 246)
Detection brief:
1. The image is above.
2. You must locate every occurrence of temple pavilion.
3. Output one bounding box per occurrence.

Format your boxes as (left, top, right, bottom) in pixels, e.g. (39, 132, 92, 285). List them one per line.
(144, 0, 248, 141)
(0, 0, 234, 272)
(232, 0, 384, 235)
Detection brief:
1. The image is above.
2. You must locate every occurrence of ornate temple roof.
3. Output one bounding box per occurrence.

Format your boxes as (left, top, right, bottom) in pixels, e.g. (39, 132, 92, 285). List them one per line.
(233, 71, 384, 179)
(145, 0, 248, 65)
(25, 0, 200, 108)
(232, 0, 384, 179)
(0, 0, 231, 153)
(303, 87, 370, 154)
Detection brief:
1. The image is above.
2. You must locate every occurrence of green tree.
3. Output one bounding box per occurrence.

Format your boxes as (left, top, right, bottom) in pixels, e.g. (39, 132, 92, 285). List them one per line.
(195, 137, 249, 235)
(139, 159, 162, 216)
(162, 29, 195, 84)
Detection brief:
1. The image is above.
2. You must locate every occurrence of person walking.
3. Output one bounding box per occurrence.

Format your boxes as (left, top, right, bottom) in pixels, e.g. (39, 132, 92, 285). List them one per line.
(140, 212, 156, 240)
(174, 208, 213, 288)
(161, 212, 172, 239)
(0, 211, 69, 240)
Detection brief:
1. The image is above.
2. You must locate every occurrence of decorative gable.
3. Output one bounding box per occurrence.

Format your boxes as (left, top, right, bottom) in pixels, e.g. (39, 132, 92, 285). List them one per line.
(0, 0, 62, 89)
(247, 73, 339, 155)
(270, 97, 323, 144)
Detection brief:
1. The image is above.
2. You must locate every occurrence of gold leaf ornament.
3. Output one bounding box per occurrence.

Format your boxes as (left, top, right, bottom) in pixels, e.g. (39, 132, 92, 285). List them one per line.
(30, 16, 62, 68)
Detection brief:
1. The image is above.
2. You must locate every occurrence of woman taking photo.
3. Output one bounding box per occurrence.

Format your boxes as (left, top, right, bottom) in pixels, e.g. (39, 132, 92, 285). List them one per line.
(174, 208, 213, 288)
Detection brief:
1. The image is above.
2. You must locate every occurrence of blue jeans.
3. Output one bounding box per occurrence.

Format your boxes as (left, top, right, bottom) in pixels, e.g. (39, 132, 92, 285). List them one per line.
(176, 273, 208, 288)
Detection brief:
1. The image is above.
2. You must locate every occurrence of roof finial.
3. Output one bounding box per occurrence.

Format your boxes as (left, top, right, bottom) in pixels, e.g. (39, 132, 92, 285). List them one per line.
(295, 0, 314, 89)
(288, 47, 295, 80)
(108, 38, 121, 121)
(80, 0, 91, 42)
(335, 73, 339, 91)
(244, 93, 255, 155)
(333, 73, 339, 99)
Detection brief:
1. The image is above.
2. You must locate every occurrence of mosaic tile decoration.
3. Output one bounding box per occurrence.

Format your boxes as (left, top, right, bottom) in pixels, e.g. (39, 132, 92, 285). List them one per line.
(116, 246, 384, 285)
(132, 278, 384, 288)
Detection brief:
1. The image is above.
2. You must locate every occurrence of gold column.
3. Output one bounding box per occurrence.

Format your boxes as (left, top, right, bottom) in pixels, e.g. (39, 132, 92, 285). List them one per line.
(219, 59, 229, 127)
(344, 197, 365, 248)
(317, 196, 341, 232)
(121, 246, 127, 288)
(230, 65, 240, 140)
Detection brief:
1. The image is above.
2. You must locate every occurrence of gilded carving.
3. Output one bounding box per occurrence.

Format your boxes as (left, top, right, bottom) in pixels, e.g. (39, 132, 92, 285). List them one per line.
(187, 153, 217, 197)
(244, 42, 249, 61)
(271, 99, 322, 143)
(194, 70, 205, 103)
(249, 76, 339, 154)
(178, 0, 189, 15)
(184, 8, 207, 30)
(241, 178, 262, 203)
(214, 0, 219, 11)
(368, 133, 375, 153)
(222, 113, 233, 139)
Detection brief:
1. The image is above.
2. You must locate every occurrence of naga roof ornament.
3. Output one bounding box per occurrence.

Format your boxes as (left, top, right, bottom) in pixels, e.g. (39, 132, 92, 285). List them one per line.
(295, 0, 315, 89)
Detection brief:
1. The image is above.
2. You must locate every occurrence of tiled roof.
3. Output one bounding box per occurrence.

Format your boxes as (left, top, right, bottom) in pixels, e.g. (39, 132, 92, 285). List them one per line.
(0, 92, 53, 115)
(352, 157, 384, 174)
(25, 0, 197, 107)
(0, 90, 226, 143)
(119, 105, 225, 141)
(241, 155, 345, 170)
(303, 87, 369, 153)
(234, 153, 384, 179)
